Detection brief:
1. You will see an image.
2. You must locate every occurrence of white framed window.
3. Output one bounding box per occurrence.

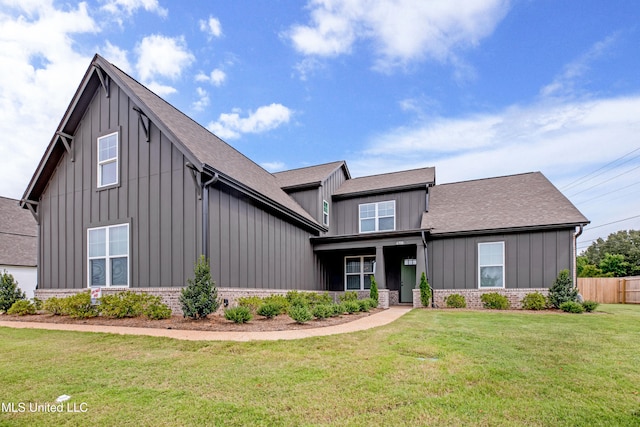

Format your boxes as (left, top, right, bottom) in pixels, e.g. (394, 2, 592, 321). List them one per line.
(97, 132, 119, 187)
(322, 200, 329, 226)
(345, 256, 375, 290)
(359, 200, 395, 233)
(478, 242, 504, 288)
(88, 223, 129, 287)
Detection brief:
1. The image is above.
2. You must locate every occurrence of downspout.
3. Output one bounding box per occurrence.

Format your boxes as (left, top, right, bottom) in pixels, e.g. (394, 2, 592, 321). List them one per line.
(421, 230, 434, 308)
(201, 173, 219, 259)
(573, 224, 584, 289)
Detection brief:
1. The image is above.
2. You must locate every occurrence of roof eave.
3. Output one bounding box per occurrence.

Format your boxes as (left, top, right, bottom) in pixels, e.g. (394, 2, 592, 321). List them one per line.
(424, 221, 591, 238)
(333, 183, 431, 200)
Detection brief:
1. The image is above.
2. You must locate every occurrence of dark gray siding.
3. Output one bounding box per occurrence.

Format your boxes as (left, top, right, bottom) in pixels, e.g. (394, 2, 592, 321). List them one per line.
(38, 85, 200, 289)
(207, 185, 318, 290)
(286, 188, 320, 225)
(331, 189, 426, 235)
(322, 167, 347, 234)
(428, 229, 573, 290)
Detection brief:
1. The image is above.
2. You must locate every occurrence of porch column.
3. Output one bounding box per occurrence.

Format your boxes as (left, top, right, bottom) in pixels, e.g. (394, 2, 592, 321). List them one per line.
(375, 245, 386, 288)
(416, 244, 426, 286)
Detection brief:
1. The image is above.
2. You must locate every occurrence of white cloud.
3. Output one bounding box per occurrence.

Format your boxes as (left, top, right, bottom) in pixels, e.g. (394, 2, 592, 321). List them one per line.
(100, 41, 132, 73)
(101, 0, 168, 18)
(195, 68, 226, 86)
(261, 161, 286, 172)
(191, 87, 210, 112)
(135, 34, 194, 83)
(207, 103, 293, 140)
(199, 16, 222, 38)
(288, 0, 510, 70)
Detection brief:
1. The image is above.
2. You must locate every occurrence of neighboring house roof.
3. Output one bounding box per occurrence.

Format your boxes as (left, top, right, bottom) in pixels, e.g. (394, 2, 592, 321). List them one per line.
(421, 172, 589, 235)
(21, 54, 322, 232)
(274, 161, 349, 190)
(333, 167, 435, 198)
(0, 196, 37, 267)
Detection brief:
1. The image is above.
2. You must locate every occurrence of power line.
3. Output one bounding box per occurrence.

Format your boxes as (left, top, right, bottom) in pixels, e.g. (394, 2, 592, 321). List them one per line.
(581, 214, 640, 233)
(561, 145, 640, 191)
(567, 164, 640, 197)
(575, 180, 640, 205)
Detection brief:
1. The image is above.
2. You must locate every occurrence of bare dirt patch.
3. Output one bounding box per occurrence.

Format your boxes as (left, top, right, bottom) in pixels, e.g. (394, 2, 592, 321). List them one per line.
(0, 309, 383, 332)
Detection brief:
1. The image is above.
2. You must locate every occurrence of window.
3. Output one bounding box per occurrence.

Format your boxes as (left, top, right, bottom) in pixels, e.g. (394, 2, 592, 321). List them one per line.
(345, 256, 375, 290)
(322, 200, 329, 226)
(359, 201, 395, 233)
(88, 224, 129, 287)
(97, 132, 118, 187)
(478, 242, 504, 288)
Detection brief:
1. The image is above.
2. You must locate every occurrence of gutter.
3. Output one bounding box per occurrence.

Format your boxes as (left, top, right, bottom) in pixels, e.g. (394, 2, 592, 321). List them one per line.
(421, 230, 435, 308)
(573, 224, 585, 287)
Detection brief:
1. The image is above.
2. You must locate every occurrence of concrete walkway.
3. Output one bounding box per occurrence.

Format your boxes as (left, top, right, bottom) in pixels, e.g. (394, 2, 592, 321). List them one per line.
(0, 306, 412, 342)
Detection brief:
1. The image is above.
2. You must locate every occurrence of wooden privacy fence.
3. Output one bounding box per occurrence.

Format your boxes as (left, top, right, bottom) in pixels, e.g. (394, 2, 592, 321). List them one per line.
(577, 277, 640, 304)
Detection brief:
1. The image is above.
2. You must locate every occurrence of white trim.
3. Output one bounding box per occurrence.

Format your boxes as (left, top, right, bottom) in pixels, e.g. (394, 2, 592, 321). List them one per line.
(358, 200, 396, 233)
(478, 241, 505, 289)
(97, 131, 119, 188)
(87, 223, 130, 288)
(344, 255, 375, 291)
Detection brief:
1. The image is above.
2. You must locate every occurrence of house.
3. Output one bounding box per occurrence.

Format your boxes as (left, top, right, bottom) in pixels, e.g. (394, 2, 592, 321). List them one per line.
(21, 54, 588, 310)
(0, 196, 37, 299)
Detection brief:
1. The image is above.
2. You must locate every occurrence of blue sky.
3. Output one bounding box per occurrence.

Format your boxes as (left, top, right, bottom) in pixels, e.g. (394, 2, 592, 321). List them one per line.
(1, 0, 639, 251)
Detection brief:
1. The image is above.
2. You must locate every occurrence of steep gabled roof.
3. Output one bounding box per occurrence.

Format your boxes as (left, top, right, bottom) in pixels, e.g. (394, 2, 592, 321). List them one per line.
(0, 197, 37, 267)
(333, 166, 435, 198)
(421, 172, 589, 235)
(274, 161, 349, 190)
(22, 54, 322, 232)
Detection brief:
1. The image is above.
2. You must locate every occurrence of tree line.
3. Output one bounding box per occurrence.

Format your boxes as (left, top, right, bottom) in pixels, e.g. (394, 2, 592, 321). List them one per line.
(577, 229, 640, 277)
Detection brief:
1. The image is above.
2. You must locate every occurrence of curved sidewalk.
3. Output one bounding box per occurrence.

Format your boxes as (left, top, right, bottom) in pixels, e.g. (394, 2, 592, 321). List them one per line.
(0, 306, 412, 342)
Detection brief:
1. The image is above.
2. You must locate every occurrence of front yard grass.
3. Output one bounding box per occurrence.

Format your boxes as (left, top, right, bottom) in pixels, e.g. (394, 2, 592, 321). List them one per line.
(1, 304, 639, 426)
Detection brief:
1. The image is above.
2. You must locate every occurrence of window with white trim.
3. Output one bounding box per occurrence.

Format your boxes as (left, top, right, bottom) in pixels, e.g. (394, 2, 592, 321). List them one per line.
(322, 200, 329, 226)
(359, 201, 395, 233)
(345, 256, 375, 290)
(88, 223, 129, 287)
(97, 132, 119, 187)
(478, 242, 504, 288)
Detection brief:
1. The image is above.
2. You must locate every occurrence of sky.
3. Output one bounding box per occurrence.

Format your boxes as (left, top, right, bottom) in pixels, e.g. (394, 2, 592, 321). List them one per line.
(1, 0, 639, 252)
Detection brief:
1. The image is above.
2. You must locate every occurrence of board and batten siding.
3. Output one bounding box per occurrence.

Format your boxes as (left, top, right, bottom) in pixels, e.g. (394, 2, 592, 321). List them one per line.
(322, 167, 348, 235)
(428, 229, 574, 290)
(38, 85, 200, 289)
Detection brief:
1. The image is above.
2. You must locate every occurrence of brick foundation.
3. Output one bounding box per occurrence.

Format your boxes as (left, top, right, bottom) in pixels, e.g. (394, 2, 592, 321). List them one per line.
(412, 288, 549, 309)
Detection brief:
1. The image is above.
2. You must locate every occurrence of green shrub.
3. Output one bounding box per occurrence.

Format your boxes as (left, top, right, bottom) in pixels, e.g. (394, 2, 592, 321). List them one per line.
(143, 296, 172, 320)
(339, 291, 358, 302)
(369, 275, 379, 305)
(286, 290, 308, 307)
(288, 305, 313, 324)
(332, 303, 346, 316)
(100, 291, 145, 318)
(237, 296, 263, 314)
(419, 272, 431, 307)
(61, 291, 98, 319)
(257, 303, 280, 319)
(521, 292, 547, 310)
(312, 304, 333, 320)
(262, 295, 289, 314)
(548, 269, 578, 308)
(43, 297, 64, 315)
(224, 306, 253, 323)
(445, 294, 467, 308)
(480, 293, 510, 310)
(560, 301, 585, 314)
(32, 297, 43, 311)
(357, 299, 371, 312)
(342, 300, 360, 314)
(366, 297, 378, 309)
(180, 255, 220, 319)
(0, 270, 25, 312)
(582, 300, 599, 313)
(7, 299, 36, 315)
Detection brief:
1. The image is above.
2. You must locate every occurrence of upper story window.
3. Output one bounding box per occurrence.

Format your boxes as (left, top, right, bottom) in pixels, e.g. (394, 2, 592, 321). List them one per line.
(97, 132, 119, 187)
(323, 200, 329, 226)
(478, 242, 505, 288)
(359, 201, 395, 233)
(88, 223, 129, 287)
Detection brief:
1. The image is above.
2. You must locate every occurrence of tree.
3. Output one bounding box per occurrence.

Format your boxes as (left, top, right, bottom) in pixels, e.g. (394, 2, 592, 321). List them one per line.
(0, 270, 25, 312)
(180, 255, 220, 319)
(419, 272, 431, 307)
(581, 230, 640, 277)
(369, 275, 379, 304)
(548, 269, 577, 308)
(599, 253, 630, 277)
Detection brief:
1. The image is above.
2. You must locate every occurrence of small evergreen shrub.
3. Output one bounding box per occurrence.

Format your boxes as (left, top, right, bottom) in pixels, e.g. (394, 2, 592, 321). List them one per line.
(257, 302, 280, 319)
(548, 269, 578, 309)
(366, 297, 378, 309)
(288, 305, 313, 324)
(521, 292, 547, 310)
(237, 296, 263, 314)
(262, 295, 289, 314)
(369, 275, 379, 305)
(144, 300, 172, 320)
(43, 297, 65, 315)
(419, 272, 431, 307)
(342, 300, 360, 314)
(560, 301, 585, 314)
(100, 291, 145, 318)
(0, 270, 25, 312)
(339, 291, 358, 302)
(332, 303, 346, 316)
(286, 290, 308, 307)
(224, 306, 253, 323)
(445, 293, 467, 308)
(480, 293, 510, 310)
(7, 299, 36, 315)
(581, 300, 599, 313)
(180, 255, 220, 320)
(32, 298, 43, 311)
(61, 291, 98, 319)
(312, 304, 333, 320)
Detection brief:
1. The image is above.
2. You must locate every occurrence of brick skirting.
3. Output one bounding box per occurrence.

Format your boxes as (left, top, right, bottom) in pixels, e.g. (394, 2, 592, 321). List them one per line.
(412, 288, 549, 309)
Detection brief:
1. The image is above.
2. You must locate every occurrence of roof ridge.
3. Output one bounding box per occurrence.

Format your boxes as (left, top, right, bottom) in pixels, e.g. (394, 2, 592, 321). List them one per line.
(273, 160, 346, 175)
(350, 165, 435, 180)
(437, 171, 541, 186)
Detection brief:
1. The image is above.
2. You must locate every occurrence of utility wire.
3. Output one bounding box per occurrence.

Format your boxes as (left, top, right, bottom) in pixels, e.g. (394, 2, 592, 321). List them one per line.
(567, 164, 640, 197)
(581, 214, 640, 233)
(561, 145, 640, 191)
(575, 180, 640, 205)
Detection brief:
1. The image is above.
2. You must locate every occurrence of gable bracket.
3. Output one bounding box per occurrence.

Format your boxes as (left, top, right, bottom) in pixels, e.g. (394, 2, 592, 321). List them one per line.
(56, 131, 74, 162)
(133, 107, 151, 143)
(186, 162, 203, 200)
(93, 65, 110, 98)
(21, 199, 40, 224)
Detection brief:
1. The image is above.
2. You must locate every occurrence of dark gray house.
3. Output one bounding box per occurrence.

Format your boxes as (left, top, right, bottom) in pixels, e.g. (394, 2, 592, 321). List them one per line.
(22, 55, 588, 309)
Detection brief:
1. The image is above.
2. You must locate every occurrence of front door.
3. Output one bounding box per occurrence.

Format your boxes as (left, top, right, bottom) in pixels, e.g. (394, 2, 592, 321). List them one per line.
(400, 261, 416, 303)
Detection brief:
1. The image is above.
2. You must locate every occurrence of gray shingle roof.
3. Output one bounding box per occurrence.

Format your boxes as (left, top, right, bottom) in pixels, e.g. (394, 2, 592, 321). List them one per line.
(421, 172, 589, 235)
(333, 167, 435, 197)
(0, 197, 37, 266)
(274, 161, 348, 189)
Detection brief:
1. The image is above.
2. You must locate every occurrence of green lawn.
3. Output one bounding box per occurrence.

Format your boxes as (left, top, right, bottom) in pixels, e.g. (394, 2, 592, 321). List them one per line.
(1, 305, 639, 426)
